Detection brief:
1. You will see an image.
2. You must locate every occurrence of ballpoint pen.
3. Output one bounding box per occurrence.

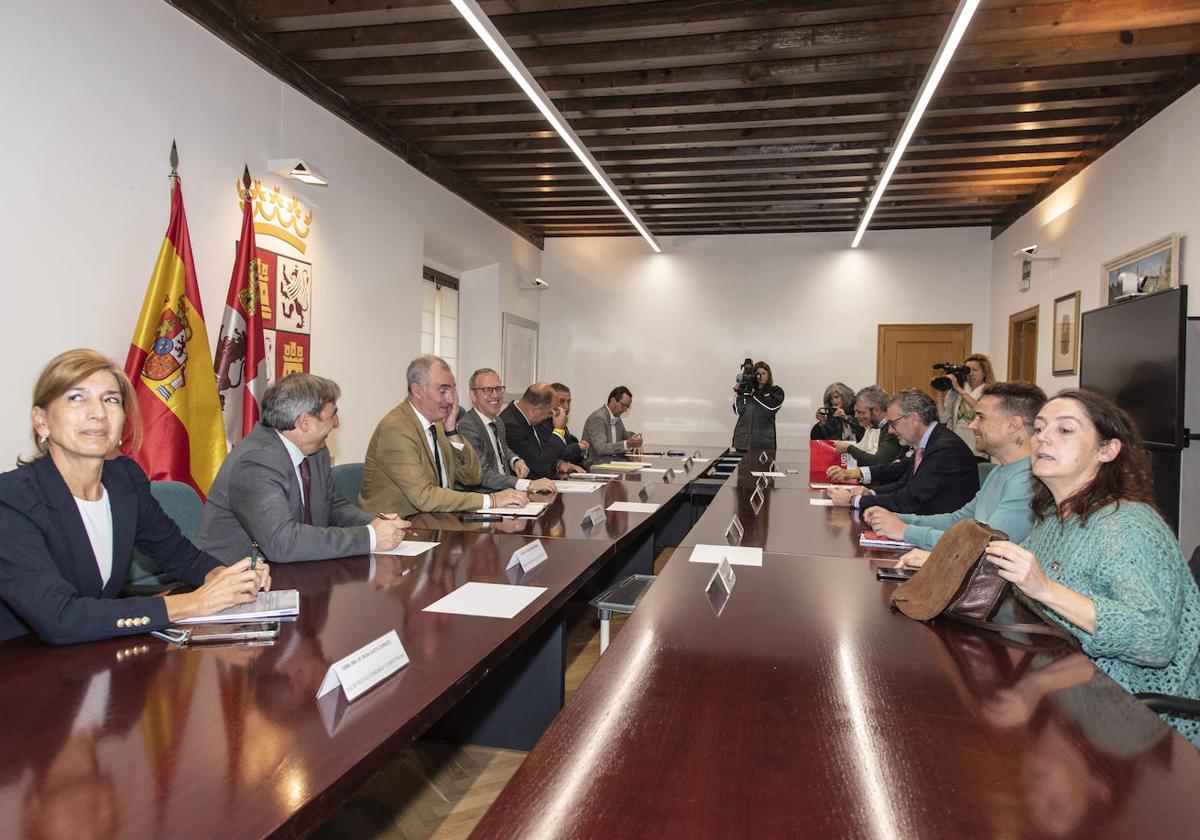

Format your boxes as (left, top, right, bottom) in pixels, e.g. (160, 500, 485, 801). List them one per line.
(250, 541, 259, 571)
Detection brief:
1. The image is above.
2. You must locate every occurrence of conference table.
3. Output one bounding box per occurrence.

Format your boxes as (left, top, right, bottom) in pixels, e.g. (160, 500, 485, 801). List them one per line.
(0, 444, 727, 839)
(472, 448, 1200, 838)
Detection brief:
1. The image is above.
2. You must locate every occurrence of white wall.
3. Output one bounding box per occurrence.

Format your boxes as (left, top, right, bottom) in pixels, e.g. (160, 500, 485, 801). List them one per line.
(0, 0, 541, 464)
(988, 82, 1200, 391)
(539, 229, 993, 448)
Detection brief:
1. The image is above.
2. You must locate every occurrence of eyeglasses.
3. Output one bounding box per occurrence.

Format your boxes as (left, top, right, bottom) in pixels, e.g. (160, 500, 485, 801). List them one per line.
(886, 412, 913, 432)
(471, 386, 505, 396)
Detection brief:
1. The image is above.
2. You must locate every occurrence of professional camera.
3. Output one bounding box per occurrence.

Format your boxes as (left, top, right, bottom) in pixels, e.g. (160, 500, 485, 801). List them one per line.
(735, 358, 757, 397)
(931, 362, 971, 392)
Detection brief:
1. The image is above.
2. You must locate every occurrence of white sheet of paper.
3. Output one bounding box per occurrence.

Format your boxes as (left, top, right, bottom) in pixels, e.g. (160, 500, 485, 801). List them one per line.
(809, 483, 840, 489)
(552, 480, 601, 493)
(688, 544, 763, 567)
(810, 498, 834, 506)
(750, 471, 786, 478)
(606, 501, 661, 513)
(690, 457, 711, 463)
(373, 539, 440, 556)
(476, 501, 548, 517)
(567, 473, 621, 481)
(592, 462, 647, 471)
(638, 467, 668, 473)
(422, 582, 547, 619)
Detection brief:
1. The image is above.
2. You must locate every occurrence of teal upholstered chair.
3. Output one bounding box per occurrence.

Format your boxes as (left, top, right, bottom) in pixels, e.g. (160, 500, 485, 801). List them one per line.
(332, 462, 365, 506)
(124, 480, 203, 591)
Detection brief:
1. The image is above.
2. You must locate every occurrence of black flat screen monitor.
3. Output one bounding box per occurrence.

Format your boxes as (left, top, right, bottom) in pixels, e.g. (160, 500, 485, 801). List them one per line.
(1079, 286, 1186, 449)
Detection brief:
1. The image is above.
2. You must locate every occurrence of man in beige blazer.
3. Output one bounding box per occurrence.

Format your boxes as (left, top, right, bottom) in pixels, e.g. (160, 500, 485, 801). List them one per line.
(359, 355, 527, 517)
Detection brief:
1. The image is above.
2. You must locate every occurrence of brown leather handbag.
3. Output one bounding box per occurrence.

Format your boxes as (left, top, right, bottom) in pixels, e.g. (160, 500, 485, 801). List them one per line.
(889, 519, 1077, 644)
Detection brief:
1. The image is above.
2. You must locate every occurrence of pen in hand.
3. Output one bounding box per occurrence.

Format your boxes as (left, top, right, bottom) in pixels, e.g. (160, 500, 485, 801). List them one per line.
(250, 541, 259, 571)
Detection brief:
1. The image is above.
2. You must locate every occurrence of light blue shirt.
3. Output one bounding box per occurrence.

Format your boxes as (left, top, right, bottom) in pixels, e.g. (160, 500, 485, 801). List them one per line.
(896, 456, 1035, 550)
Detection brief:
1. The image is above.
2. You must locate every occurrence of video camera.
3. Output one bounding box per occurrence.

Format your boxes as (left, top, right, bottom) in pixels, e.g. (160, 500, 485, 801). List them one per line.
(735, 358, 757, 397)
(931, 362, 971, 392)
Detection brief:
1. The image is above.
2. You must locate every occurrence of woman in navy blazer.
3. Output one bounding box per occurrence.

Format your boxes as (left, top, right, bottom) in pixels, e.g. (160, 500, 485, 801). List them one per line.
(0, 349, 270, 645)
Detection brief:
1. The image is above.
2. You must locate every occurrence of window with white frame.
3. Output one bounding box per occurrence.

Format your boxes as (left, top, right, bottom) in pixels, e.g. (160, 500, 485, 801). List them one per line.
(421, 267, 459, 378)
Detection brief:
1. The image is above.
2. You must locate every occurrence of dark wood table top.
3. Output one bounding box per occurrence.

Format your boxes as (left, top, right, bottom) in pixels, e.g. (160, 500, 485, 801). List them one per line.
(473, 550, 1200, 838)
(407, 465, 697, 542)
(678, 483, 908, 561)
(0, 533, 615, 839)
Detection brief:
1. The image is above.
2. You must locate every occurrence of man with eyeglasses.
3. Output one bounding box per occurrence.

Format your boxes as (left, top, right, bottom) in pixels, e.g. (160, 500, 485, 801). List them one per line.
(582, 386, 643, 458)
(458, 368, 557, 494)
(828, 388, 977, 515)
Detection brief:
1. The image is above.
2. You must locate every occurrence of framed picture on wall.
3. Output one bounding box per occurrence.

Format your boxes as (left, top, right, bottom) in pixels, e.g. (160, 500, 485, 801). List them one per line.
(501, 312, 539, 401)
(1101, 233, 1182, 306)
(1052, 291, 1080, 376)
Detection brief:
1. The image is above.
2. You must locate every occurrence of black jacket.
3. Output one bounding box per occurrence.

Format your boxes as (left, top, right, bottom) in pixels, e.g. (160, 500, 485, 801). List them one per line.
(0, 456, 220, 644)
(732, 385, 785, 450)
(858, 422, 979, 515)
(501, 403, 562, 479)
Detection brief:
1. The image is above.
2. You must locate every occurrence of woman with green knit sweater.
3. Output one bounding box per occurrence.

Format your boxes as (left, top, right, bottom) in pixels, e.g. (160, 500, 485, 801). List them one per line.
(984, 389, 1200, 744)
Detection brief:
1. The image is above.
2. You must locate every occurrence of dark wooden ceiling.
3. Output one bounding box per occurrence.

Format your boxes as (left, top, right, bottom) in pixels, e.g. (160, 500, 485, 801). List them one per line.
(173, 0, 1200, 247)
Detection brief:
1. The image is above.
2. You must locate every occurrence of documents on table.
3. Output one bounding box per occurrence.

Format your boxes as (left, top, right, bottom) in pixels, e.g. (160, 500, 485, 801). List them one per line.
(373, 539, 440, 556)
(750, 471, 786, 478)
(552, 480, 601, 493)
(638, 467, 668, 473)
(859, 530, 915, 550)
(809, 498, 834, 506)
(175, 589, 300, 625)
(606, 501, 661, 513)
(688, 544, 764, 567)
(423, 582, 547, 619)
(567, 472, 621, 481)
(592, 462, 648, 471)
(477, 501, 548, 518)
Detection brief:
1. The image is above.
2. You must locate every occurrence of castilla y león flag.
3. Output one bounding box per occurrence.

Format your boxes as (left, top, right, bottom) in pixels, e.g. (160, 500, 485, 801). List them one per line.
(124, 178, 226, 497)
(214, 185, 267, 445)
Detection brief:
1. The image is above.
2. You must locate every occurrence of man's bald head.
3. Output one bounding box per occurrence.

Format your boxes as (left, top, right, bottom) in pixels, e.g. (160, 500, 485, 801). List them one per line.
(518, 382, 554, 423)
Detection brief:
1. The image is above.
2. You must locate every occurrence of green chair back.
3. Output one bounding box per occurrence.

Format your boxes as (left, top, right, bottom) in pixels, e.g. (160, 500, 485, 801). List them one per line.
(332, 462, 365, 506)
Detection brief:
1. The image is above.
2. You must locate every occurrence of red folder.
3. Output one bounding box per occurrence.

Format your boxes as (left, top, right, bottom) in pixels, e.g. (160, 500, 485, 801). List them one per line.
(810, 440, 851, 483)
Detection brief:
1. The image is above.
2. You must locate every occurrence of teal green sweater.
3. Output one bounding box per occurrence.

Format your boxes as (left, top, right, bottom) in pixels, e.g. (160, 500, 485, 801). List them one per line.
(897, 458, 1035, 550)
(1022, 502, 1200, 744)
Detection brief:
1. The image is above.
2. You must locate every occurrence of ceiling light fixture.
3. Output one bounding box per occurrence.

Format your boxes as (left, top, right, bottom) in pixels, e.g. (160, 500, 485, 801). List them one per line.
(449, 0, 661, 253)
(851, 0, 981, 249)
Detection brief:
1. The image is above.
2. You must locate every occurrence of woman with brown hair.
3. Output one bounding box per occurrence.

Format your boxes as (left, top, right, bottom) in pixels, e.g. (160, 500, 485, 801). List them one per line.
(984, 389, 1200, 743)
(732, 360, 785, 450)
(0, 349, 269, 644)
(937, 352, 995, 459)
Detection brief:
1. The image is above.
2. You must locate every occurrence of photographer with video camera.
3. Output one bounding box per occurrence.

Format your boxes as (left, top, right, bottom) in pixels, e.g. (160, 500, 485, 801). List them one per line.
(732, 359, 784, 450)
(933, 353, 994, 459)
(810, 382, 863, 442)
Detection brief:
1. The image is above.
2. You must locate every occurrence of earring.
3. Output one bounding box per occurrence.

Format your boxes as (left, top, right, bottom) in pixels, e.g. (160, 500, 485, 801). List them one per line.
(39, 434, 48, 445)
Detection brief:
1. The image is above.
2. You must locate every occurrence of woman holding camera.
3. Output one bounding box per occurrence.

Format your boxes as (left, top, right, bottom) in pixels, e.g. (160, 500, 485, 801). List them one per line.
(937, 353, 994, 459)
(983, 390, 1200, 744)
(810, 382, 862, 442)
(732, 361, 784, 450)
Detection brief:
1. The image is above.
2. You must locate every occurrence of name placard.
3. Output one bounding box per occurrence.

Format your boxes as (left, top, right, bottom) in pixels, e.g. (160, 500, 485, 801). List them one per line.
(725, 515, 744, 545)
(317, 630, 409, 703)
(758, 450, 769, 464)
(507, 539, 549, 573)
(770, 459, 778, 472)
(693, 449, 702, 458)
(704, 558, 737, 618)
(749, 486, 765, 513)
(639, 485, 651, 502)
(684, 456, 694, 471)
(662, 467, 676, 482)
(755, 475, 767, 490)
(581, 504, 607, 528)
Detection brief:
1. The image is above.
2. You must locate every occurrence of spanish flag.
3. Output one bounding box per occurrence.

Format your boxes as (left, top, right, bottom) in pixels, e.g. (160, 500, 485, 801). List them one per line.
(123, 176, 226, 497)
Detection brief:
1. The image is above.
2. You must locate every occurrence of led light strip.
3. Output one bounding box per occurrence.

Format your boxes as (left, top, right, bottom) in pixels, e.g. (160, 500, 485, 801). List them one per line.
(851, 0, 981, 249)
(450, 0, 662, 253)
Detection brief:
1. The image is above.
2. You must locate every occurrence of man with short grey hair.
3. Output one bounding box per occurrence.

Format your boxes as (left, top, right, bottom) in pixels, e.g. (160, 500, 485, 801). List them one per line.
(827, 385, 901, 471)
(360, 355, 527, 516)
(829, 388, 978, 515)
(458, 367, 556, 493)
(196, 372, 411, 564)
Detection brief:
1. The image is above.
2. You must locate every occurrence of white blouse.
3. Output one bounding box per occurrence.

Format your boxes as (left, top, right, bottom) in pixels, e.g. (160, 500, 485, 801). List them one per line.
(74, 488, 114, 587)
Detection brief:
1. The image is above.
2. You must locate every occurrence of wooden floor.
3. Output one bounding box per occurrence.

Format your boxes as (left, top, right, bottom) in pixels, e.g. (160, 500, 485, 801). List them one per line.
(313, 549, 673, 840)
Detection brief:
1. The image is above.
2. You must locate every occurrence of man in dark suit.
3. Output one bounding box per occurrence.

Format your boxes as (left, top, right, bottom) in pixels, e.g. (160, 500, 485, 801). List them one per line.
(196, 373, 411, 563)
(827, 385, 902, 471)
(582, 386, 643, 458)
(829, 388, 978, 515)
(459, 367, 556, 493)
(545, 382, 589, 466)
(501, 383, 585, 479)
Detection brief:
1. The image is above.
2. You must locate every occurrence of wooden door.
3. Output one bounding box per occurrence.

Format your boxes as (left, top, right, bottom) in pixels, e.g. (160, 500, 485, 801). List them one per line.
(1008, 305, 1039, 382)
(877, 324, 973, 398)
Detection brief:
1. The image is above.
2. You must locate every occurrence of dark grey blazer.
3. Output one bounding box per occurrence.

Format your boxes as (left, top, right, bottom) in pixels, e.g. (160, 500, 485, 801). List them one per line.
(457, 407, 521, 491)
(195, 423, 374, 564)
(582, 406, 631, 458)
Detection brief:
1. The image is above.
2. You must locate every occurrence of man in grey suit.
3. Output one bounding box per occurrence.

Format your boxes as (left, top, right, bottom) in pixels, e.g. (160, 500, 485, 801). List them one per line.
(458, 368, 556, 494)
(582, 386, 643, 458)
(196, 373, 410, 564)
